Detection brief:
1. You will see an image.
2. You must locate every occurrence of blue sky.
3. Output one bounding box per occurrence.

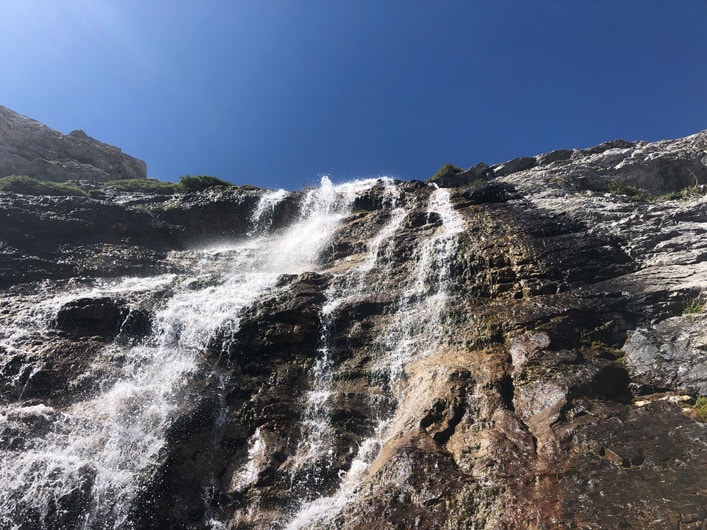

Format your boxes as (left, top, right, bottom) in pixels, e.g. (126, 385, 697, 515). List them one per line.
(1, 1, 706, 190)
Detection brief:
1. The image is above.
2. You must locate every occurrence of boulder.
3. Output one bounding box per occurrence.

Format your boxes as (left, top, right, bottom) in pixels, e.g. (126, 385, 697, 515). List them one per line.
(55, 297, 127, 339)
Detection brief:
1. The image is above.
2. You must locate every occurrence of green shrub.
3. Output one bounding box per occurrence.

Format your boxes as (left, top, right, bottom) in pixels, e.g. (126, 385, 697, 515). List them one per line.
(106, 178, 181, 194)
(682, 296, 705, 315)
(695, 396, 707, 422)
(655, 185, 707, 201)
(178, 175, 233, 192)
(608, 180, 647, 201)
(0, 175, 87, 197)
(428, 163, 464, 183)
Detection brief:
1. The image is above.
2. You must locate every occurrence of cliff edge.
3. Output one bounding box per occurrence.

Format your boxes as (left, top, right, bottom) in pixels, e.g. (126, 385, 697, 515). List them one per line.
(0, 105, 147, 182)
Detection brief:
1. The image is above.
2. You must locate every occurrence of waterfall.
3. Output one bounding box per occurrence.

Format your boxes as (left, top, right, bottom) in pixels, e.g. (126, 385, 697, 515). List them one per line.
(248, 188, 288, 237)
(284, 186, 464, 529)
(0, 176, 380, 529)
(384, 186, 464, 381)
(1, 179, 467, 529)
(285, 178, 405, 503)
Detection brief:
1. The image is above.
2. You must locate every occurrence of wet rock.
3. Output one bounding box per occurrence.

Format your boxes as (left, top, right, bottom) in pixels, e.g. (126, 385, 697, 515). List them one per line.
(451, 181, 519, 206)
(152, 186, 261, 244)
(116, 308, 152, 343)
(351, 178, 403, 210)
(55, 297, 127, 339)
(0, 193, 180, 286)
(335, 430, 472, 530)
(2, 129, 707, 529)
(211, 272, 328, 368)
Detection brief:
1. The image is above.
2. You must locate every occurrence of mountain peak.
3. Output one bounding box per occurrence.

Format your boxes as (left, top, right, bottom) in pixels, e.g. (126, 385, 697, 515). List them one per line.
(0, 105, 147, 182)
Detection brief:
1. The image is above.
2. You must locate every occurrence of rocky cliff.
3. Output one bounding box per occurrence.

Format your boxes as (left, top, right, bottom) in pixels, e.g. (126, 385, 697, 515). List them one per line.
(0, 131, 706, 529)
(0, 105, 147, 182)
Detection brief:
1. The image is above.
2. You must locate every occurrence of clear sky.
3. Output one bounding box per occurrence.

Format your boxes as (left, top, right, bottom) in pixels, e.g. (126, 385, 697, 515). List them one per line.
(1, 1, 706, 190)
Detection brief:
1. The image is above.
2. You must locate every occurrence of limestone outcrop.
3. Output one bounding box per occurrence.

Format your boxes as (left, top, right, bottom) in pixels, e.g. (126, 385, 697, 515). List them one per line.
(0, 105, 147, 182)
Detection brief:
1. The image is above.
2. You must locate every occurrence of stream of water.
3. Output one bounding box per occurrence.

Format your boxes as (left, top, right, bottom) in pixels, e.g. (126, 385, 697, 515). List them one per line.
(0, 179, 464, 529)
(0, 177, 379, 529)
(284, 186, 464, 529)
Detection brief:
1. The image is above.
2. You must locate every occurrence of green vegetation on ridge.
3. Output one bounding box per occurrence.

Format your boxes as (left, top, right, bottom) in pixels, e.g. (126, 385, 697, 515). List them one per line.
(0, 174, 236, 197)
(428, 163, 464, 183)
(108, 175, 233, 193)
(696, 396, 707, 422)
(0, 175, 88, 196)
(607, 180, 706, 202)
(106, 178, 182, 194)
(177, 175, 233, 192)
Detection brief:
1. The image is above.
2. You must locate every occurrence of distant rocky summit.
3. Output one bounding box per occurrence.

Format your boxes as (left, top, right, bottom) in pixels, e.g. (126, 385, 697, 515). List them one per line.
(0, 105, 147, 182)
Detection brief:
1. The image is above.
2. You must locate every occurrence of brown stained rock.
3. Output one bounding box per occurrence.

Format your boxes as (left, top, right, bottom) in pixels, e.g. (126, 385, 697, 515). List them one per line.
(336, 430, 471, 530)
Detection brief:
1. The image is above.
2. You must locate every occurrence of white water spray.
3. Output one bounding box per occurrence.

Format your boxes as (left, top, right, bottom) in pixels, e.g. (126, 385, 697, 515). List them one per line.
(0, 176, 380, 529)
(285, 187, 464, 529)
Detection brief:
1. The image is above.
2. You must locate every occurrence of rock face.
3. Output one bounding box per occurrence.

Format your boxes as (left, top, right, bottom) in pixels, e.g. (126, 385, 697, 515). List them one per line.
(1, 131, 706, 529)
(0, 105, 147, 182)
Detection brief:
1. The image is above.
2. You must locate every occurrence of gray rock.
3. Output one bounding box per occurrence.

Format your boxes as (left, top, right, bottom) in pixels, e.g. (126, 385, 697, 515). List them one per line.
(623, 315, 707, 394)
(0, 105, 147, 182)
(537, 148, 573, 165)
(498, 129, 707, 195)
(493, 155, 537, 177)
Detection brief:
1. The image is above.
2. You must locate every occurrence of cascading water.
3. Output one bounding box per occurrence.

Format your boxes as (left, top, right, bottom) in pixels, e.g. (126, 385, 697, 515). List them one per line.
(248, 188, 288, 237)
(0, 177, 468, 529)
(384, 186, 464, 380)
(284, 186, 464, 529)
(0, 176, 381, 530)
(285, 178, 405, 505)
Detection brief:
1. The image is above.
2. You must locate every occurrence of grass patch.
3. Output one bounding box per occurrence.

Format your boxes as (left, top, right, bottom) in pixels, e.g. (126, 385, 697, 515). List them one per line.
(107, 175, 235, 194)
(0, 175, 88, 196)
(607, 182, 705, 203)
(696, 396, 707, 422)
(580, 332, 627, 364)
(548, 176, 569, 186)
(682, 296, 705, 315)
(655, 185, 707, 201)
(590, 340, 625, 359)
(106, 178, 181, 194)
